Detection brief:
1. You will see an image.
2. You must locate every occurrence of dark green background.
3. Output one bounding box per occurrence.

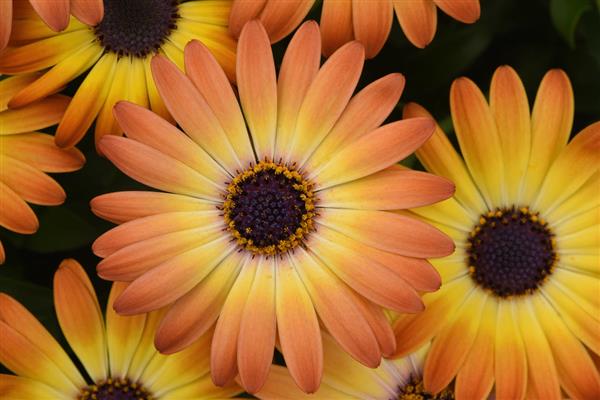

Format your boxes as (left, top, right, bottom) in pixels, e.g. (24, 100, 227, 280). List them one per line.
(1, 0, 598, 386)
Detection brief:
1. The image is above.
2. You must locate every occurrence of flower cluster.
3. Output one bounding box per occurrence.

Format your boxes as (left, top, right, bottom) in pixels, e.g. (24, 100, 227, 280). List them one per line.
(0, 1, 597, 400)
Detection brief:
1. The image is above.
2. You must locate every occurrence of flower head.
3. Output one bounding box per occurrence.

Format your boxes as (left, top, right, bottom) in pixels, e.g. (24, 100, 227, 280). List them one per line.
(0, 0, 237, 150)
(0, 259, 243, 399)
(394, 66, 600, 400)
(0, 74, 84, 264)
(92, 20, 455, 394)
(0, 0, 103, 51)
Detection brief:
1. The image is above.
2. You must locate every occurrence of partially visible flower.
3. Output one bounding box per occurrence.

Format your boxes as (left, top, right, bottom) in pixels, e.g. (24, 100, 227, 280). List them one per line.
(229, 0, 314, 43)
(257, 335, 453, 400)
(321, 0, 481, 57)
(91, 20, 454, 394)
(229, 0, 480, 58)
(0, 0, 103, 51)
(394, 66, 600, 400)
(0, 259, 243, 399)
(0, 0, 237, 150)
(0, 74, 84, 264)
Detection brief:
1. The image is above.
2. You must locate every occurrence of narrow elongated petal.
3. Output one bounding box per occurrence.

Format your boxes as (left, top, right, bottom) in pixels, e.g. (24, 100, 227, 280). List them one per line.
(0, 0, 11, 51)
(53, 259, 108, 382)
(276, 256, 323, 393)
(319, 167, 454, 210)
(350, 295, 396, 357)
(292, 41, 365, 166)
(0, 74, 41, 110)
(94, 56, 132, 141)
(0, 375, 69, 400)
(275, 21, 321, 161)
(307, 73, 405, 170)
(236, 20, 277, 160)
(28, 0, 69, 31)
(70, 0, 104, 25)
(0, 181, 38, 234)
(314, 118, 435, 189)
(228, 0, 266, 38)
(393, 0, 437, 48)
(352, 0, 393, 58)
(320, 0, 354, 57)
(450, 77, 505, 207)
(0, 155, 65, 205)
(495, 300, 527, 400)
(0, 95, 69, 135)
(259, 0, 315, 43)
(434, 0, 480, 22)
(154, 252, 243, 353)
(238, 258, 277, 393)
(0, 133, 84, 172)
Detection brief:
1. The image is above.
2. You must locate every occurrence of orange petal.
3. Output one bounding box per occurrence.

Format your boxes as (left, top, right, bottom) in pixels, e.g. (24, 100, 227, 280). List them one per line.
(319, 208, 454, 258)
(423, 290, 486, 394)
(154, 252, 244, 354)
(0, 0, 11, 51)
(292, 41, 364, 167)
(55, 52, 117, 148)
(211, 255, 255, 386)
(314, 117, 435, 188)
(113, 101, 228, 185)
(0, 133, 84, 172)
(0, 181, 38, 234)
(259, 0, 315, 43)
(237, 258, 277, 394)
(184, 40, 255, 167)
(522, 69, 574, 203)
(256, 365, 347, 399)
(311, 227, 425, 313)
(291, 247, 382, 368)
(434, 0, 480, 23)
(404, 102, 487, 214)
(150, 54, 242, 172)
(320, 0, 354, 57)
(98, 135, 221, 201)
(352, 0, 393, 58)
(0, 374, 68, 399)
(450, 76, 505, 206)
(228, 0, 266, 39)
(105, 282, 147, 378)
(489, 65, 531, 204)
(0, 240, 4, 264)
(494, 300, 527, 400)
(70, 0, 104, 25)
(0, 74, 41, 111)
(393, 0, 437, 48)
(0, 293, 84, 388)
(53, 259, 108, 382)
(276, 256, 323, 393)
(90, 191, 214, 224)
(455, 295, 497, 400)
(0, 94, 70, 135)
(28, 0, 69, 31)
(307, 73, 405, 171)
(350, 295, 396, 357)
(319, 167, 454, 210)
(0, 155, 65, 205)
(275, 21, 321, 161)
(236, 20, 277, 161)
(113, 237, 233, 314)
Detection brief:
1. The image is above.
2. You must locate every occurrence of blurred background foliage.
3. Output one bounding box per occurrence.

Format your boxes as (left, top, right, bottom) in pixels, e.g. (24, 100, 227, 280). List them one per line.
(0, 0, 598, 374)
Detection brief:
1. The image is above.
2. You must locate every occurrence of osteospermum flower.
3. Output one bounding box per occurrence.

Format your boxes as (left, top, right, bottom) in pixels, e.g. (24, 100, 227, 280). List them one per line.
(0, 0, 236, 150)
(257, 335, 453, 400)
(0, 0, 103, 51)
(229, 0, 480, 58)
(91, 20, 455, 394)
(393, 66, 600, 400)
(0, 259, 243, 399)
(0, 74, 84, 264)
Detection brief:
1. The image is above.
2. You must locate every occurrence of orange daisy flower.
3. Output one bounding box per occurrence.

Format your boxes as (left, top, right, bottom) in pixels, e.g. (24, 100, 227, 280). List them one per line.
(257, 336, 453, 399)
(0, 0, 237, 150)
(0, 0, 103, 51)
(394, 66, 600, 399)
(228, 0, 480, 58)
(0, 74, 84, 264)
(0, 259, 243, 399)
(91, 20, 455, 394)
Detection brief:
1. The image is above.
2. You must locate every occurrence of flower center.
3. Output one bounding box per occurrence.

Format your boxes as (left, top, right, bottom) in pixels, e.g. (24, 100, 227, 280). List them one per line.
(222, 161, 316, 255)
(397, 377, 454, 400)
(94, 0, 179, 57)
(467, 207, 557, 297)
(79, 377, 153, 400)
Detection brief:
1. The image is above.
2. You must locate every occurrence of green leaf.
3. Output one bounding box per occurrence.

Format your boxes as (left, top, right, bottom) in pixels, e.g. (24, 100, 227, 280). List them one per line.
(550, 0, 593, 47)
